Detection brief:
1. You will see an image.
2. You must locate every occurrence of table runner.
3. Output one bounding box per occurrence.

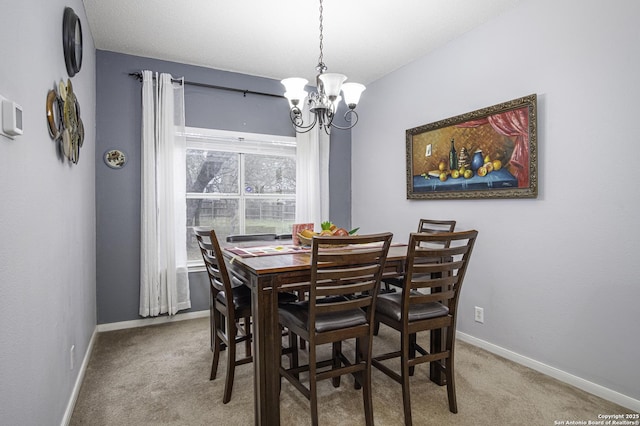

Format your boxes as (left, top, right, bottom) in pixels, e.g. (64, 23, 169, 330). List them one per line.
(225, 242, 405, 258)
(225, 244, 310, 257)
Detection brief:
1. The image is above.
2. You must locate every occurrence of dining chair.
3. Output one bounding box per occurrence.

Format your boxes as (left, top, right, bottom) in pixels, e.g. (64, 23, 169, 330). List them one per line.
(371, 230, 478, 426)
(278, 232, 393, 426)
(382, 218, 457, 291)
(225, 233, 277, 242)
(194, 227, 296, 403)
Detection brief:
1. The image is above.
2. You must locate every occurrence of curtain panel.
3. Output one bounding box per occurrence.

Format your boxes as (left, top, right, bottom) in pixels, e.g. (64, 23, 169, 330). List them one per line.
(295, 106, 330, 225)
(140, 70, 191, 317)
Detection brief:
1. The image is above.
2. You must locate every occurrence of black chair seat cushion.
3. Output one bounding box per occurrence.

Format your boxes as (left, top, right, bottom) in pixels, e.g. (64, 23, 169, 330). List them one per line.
(217, 285, 252, 309)
(279, 296, 367, 333)
(376, 292, 449, 322)
(218, 285, 297, 309)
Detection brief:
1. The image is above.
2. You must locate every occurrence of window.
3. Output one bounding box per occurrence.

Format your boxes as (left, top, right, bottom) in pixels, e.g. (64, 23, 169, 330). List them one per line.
(185, 128, 296, 264)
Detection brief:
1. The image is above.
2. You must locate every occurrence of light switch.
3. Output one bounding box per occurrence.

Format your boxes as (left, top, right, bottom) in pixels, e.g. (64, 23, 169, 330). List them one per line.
(1, 95, 23, 139)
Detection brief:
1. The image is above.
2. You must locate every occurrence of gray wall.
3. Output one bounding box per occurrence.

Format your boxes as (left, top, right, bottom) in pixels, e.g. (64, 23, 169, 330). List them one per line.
(0, 0, 97, 424)
(95, 51, 351, 323)
(353, 0, 640, 406)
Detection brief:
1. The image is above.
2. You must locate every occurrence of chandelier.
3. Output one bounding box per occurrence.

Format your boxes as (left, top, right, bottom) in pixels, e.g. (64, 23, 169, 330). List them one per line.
(281, 0, 366, 134)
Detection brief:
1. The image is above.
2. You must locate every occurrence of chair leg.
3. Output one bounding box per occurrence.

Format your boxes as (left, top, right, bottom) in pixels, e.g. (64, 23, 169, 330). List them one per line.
(210, 311, 223, 380)
(288, 330, 299, 378)
(209, 291, 215, 352)
(354, 338, 362, 390)
(309, 346, 319, 426)
(297, 290, 307, 350)
(409, 333, 416, 376)
(223, 321, 237, 404)
(332, 341, 342, 388)
(445, 355, 458, 413)
(401, 334, 412, 426)
(210, 334, 222, 380)
(446, 331, 458, 413)
(243, 316, 252, 357)
(361, 355, 374, 426)
(373, 319, 380, 336)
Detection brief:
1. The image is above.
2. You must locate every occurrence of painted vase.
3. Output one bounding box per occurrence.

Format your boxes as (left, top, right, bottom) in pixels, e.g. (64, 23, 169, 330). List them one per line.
(471, 150, 484, 171)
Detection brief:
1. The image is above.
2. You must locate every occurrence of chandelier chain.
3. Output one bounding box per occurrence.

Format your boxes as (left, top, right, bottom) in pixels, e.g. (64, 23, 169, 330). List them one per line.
(318, 0, 324, 70)
(281, 0, 363, 134)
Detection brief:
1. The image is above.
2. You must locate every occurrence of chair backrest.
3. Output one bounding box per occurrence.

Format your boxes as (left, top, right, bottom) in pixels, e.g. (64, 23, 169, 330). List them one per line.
(194, 227, 234, 300)
(417, 219, 457, 248)
(226, 233, 277, 243)
(403, 230, 478, 323)
(309, 233, 393, 337)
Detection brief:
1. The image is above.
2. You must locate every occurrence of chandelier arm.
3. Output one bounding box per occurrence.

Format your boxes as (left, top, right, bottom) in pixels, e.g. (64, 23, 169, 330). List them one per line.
(289, 109, 319, 134)
(328, 109, 359, 130)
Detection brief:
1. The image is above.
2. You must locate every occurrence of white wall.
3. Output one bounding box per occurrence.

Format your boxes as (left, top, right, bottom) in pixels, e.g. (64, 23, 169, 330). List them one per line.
(0, 0, 96, 424)
(353, 0, 639, 406)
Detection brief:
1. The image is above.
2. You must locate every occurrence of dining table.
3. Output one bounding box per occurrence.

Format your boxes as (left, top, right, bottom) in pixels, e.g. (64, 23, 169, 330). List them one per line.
(222, 240, 445, 426)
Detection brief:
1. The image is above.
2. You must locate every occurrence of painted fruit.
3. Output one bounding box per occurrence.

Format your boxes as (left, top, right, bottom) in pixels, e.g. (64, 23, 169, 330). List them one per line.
(477, 166, 488, 177)
(438, 161, 447, 171)
(484, 155, 491, 163)
(439, 172, 447, 182)
(451, 169, 460, 179)
(464, 169, 473, 179)
(492, 159, 502, 170)
(484, 162, 494, 173)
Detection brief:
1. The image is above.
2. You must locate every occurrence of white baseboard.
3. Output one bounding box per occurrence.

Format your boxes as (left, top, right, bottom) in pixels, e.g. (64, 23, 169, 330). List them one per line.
(96, 309, 209, 332)
(61, 328, 98, 426)
(457, 331, 640, 413)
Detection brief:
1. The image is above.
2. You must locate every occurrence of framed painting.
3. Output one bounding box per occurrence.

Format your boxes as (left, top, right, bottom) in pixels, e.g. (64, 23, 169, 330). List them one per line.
(406, 94, 537, 200)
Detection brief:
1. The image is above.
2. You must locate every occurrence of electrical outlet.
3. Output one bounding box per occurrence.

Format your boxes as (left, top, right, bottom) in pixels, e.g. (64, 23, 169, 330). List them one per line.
(70, 345, 75, 370)
(425, 144, 432, 157)
(474, 306, 484, 323)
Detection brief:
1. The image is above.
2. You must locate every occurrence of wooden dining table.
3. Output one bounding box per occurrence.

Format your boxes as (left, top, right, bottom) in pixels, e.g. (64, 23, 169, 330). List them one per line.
(222, 241, 445, 426)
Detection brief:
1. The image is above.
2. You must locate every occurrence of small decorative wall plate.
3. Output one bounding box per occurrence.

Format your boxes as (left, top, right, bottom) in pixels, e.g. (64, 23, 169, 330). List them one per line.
(104, 149, 127, 169)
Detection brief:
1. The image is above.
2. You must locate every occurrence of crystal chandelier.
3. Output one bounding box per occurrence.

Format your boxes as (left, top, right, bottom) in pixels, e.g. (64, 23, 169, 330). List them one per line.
(281, 0, 366, 134)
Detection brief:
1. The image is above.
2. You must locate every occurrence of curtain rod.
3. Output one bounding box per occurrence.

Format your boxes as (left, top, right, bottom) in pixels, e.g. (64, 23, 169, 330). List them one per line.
(128, 71, 285, 99)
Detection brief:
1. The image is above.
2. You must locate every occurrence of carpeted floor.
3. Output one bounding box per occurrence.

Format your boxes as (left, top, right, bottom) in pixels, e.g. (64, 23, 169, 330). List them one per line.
(70, 317, 629, 425)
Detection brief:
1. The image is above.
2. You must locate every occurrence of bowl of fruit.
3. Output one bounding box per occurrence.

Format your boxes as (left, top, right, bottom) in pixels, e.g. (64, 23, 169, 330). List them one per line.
(297, 221, 359, 247)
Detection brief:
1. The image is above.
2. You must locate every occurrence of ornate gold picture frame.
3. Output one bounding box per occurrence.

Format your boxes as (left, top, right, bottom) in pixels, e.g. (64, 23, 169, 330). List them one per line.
(406, 94, 537, 200)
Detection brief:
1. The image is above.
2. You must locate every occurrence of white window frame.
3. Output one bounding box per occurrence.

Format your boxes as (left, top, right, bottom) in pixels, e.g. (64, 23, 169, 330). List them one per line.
(186, 127, 297, 269)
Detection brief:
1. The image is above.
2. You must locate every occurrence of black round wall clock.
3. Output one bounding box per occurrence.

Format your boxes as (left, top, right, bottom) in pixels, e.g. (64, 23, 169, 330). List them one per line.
(63, 7, 83, 77)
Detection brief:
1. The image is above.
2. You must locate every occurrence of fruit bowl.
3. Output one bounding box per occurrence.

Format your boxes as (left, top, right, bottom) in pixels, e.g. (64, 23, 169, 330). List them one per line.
(297, 233, 313, 247)
(297, 233, 350, 248)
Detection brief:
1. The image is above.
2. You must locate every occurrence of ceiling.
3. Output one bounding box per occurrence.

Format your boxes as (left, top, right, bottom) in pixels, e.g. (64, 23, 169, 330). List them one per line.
(82, 0, 522, 86)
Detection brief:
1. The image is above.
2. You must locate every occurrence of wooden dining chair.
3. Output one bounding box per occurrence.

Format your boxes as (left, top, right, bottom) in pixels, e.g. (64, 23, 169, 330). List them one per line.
(278, 232, 393, 426)
(382, 219, 457, 291)
(225, 233, 277, 242)
(194, 227, 296, 403)
(372, 230, 478, 426)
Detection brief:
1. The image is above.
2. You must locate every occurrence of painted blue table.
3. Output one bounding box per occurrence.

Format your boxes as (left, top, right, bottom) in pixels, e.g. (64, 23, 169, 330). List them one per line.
(413, 168, 518, 192)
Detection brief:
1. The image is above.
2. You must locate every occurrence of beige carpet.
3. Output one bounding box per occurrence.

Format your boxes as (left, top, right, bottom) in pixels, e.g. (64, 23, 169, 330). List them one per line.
(70, 317, 629, 425)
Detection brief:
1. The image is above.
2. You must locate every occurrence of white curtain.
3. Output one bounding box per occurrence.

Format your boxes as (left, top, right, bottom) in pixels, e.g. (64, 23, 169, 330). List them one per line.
(295, 107, 330, 225)
(140, 70, 191, 317)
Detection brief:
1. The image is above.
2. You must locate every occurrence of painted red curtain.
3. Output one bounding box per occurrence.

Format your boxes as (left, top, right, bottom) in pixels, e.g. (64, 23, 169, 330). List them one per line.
(457, 106, 530, 187)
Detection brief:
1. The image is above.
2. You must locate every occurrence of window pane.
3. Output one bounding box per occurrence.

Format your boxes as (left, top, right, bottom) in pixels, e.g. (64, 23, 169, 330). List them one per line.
(187, 149, 238, 194)
(245, 198, 295, 234)
(186, 198, 239, 262)
(244, 154, 295, 194)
